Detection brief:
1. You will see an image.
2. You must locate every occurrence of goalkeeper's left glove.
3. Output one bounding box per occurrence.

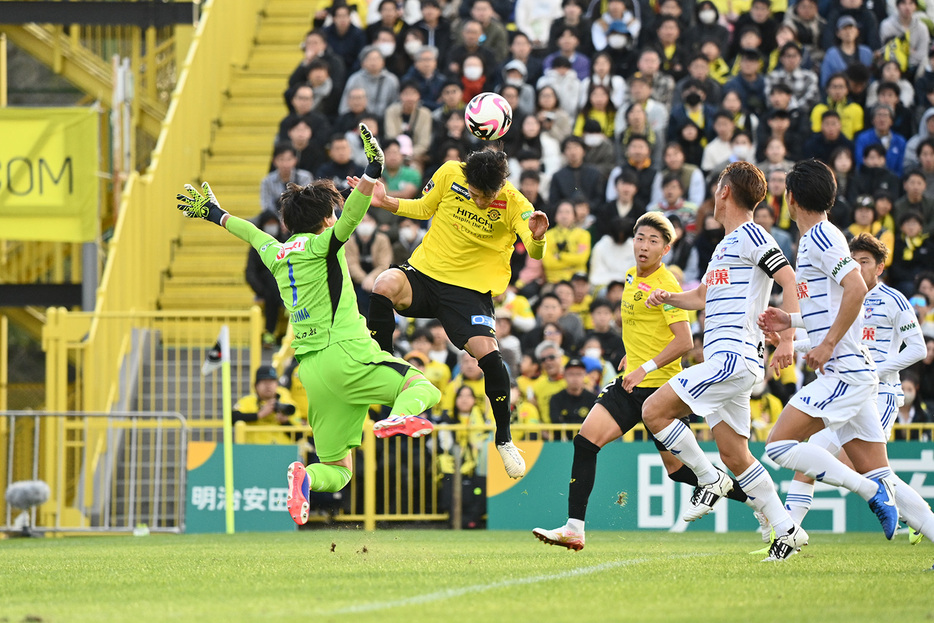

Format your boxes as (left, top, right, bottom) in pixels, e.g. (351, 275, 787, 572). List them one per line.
(360, 123, 385, 180)
(176, 181, 228, 225)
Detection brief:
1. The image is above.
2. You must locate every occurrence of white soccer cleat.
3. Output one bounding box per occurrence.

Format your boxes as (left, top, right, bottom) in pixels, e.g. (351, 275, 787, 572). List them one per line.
(762, 524, 809, 562)
(496, 441, 525, 479)
(682, 469, 733, 522)
(754, 510, 773, 543)
(532, 526, 585, 551)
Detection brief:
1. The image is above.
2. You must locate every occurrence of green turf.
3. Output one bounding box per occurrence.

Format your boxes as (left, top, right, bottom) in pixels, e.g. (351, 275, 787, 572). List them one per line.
(1, 530, 932, 622)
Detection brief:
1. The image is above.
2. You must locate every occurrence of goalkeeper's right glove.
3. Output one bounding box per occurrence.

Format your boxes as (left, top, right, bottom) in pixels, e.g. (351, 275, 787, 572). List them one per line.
(176, 181, 228, 226)
(360, 123, 385, 180)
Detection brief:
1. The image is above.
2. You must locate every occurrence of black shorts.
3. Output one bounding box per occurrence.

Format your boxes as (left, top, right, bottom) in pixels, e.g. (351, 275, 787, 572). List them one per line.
(596, 379, 689, 452)
(394, 263, 496, 350)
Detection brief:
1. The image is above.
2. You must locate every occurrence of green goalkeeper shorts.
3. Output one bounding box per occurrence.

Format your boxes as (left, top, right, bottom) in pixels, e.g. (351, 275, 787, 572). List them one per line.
(296, 337, 417, 462)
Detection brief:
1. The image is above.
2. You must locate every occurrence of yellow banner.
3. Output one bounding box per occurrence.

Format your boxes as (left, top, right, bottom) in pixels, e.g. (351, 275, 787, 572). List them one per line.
(0, 108, 100, 242)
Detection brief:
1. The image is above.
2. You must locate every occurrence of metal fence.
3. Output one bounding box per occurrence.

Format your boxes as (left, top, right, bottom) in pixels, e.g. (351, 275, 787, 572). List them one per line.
(1, 411, 186, 534)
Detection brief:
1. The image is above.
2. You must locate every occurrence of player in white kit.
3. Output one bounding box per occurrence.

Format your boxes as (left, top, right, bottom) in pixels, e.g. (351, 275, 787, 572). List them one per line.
(643, 161, 805, 561)
(780, 233, 930, 544)
(759, 160, 934, 563)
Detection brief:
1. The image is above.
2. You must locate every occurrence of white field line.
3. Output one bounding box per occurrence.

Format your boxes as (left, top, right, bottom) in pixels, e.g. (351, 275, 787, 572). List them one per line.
(319, 553, 712, 615)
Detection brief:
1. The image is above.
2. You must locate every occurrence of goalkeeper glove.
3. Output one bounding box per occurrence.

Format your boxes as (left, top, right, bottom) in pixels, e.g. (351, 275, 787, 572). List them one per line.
(360, 123, 385, 180)
(176, 182, 228, 226)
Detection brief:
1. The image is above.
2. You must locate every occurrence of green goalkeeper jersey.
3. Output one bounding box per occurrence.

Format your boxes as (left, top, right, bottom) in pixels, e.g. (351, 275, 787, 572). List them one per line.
(224, 189, 373, 357)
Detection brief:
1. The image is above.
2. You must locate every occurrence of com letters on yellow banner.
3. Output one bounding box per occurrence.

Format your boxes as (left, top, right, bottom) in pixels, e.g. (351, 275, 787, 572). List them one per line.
(0, 108, 100, 242)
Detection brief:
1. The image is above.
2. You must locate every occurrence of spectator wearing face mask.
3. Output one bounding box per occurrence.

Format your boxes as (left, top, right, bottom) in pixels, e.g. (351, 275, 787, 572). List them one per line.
(392, 217, 424, 264)
(687, 1, 729, 54)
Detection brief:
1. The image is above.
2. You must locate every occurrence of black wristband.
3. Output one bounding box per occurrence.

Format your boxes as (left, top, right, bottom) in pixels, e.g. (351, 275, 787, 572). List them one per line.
(206, 203, 228, 226)
(364, 161, 383, 179)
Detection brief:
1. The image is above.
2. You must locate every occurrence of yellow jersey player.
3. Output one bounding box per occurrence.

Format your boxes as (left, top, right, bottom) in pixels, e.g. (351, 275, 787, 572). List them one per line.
(347, 150, 549, 478)
(532, 212, 754, 551)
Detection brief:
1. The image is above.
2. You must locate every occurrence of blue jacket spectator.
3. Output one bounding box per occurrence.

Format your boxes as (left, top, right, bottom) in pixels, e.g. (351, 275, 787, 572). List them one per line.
(854, 105, 908, 176)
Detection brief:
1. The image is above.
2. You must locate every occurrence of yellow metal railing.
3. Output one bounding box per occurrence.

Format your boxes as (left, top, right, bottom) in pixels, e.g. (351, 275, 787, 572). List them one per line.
(43, 308, 263, 414)
(35, 0, 264, 414)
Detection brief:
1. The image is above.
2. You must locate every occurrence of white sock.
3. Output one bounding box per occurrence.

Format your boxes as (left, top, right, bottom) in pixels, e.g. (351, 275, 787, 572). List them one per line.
(784, 479, 815, 526)
(888, 474, 934, 540)
(566, 518, 585, 534)
(655, 420, 718, 484)
(765, 440, 878, 500)
(736, 461, 793, 534)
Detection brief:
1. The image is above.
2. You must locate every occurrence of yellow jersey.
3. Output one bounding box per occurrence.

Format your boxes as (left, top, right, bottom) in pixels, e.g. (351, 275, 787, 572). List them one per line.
(396, 160, 546, 295)
(619, 265, 689, 387)
(529, 374, 567, 424)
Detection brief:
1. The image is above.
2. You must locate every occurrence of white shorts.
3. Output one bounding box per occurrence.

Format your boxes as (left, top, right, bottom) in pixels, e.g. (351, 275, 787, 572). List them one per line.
(808, 390, 899, 454)
(789, 374, 886, 445)
(668, 352, 761, 438)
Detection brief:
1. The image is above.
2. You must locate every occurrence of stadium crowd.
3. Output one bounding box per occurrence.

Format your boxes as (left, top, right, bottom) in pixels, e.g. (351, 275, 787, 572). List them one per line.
(245, 0, 934, 471)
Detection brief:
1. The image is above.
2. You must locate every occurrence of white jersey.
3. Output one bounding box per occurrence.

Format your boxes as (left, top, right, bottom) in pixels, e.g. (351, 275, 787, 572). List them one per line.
(702, 221, 788, 372)
(861, 281, 926, 402)
(795, 220, 875, 383)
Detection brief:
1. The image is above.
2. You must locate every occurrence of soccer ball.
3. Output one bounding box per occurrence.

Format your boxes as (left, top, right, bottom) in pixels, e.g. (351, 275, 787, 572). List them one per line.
(465, 92, 513, 140)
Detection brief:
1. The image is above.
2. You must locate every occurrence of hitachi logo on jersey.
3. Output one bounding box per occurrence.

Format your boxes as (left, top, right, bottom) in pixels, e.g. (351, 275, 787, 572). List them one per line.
(456, 206, 493, 228)
(451, 182, 470, 200)
(900, 321, 918, 332)
(705, 268, 730, 286)
(290, 308, 309, 323)
(831, 256, 852, 278)
(796, 282, 809, 299)
(862, 326, 876, 341)
(276, 237, 307, 260)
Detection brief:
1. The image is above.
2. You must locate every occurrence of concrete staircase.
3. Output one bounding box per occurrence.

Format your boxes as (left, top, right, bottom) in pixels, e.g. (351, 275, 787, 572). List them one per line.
(159, 0, 312, 311)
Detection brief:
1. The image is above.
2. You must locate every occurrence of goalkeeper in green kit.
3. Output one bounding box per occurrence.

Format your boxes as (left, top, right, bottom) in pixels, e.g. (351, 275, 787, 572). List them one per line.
(177, 124, 441, 526)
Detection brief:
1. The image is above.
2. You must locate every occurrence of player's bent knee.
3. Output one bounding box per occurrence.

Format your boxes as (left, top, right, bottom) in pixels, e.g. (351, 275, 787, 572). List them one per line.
(765, 440, 797, 465)
(573, 434, 601, 456)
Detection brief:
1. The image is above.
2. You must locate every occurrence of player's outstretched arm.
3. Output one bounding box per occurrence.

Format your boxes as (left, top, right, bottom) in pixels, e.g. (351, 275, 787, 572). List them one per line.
(177, 181, 275, 250)
(645, 284, 707, 310)
(335, 124, 385, 242)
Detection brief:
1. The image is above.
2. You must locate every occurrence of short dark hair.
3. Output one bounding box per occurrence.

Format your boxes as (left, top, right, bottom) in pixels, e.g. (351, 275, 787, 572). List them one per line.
(662, 173, 683, 188)
(279, 180, 344, 234)
(849, 232, 888, 265)
(272, 141, 297, 159)
(899, 210, 924, 227)
(589, 297, 613, 313)
(785, 158, 837, 213)
(863, 143, 887, 160)
(919, 137, 934, 154)
(463, 149, 509, 194)
(904, 169, 927, 184)
(821, 110, 842, 121)
(519, 169, 541, 183)
(877, 80, 901, 97)
(718, 161, 767, 210)
(561, 135, 586, 151)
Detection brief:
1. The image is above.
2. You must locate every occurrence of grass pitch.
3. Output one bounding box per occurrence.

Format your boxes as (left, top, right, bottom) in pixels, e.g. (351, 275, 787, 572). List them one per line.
(1, 529, 932, 622)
